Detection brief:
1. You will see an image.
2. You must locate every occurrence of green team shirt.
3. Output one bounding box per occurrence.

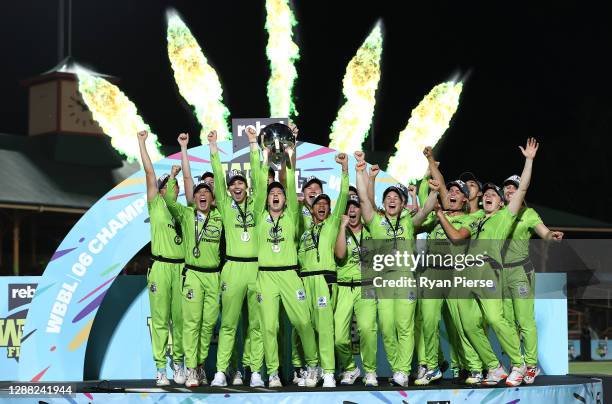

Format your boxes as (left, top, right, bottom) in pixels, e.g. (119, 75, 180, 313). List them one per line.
(210, 149, 261, 258)
(471, 207, 517, 264)
(368, 211, 416, 241)
(255, 161, 300, 267)
(300, 204, 314, 237)
(336, 225, 371, 281)
(298, 173, 349, 273)
(148, 194, 184, 259)
(503, 207, 543, 264)
(164, 178, 223, 268)
(420, 211, 477, 256)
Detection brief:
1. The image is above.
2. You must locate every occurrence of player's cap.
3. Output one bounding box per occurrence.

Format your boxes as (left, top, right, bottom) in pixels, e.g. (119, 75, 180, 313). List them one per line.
(503, 175, 521, 188)
(347, 194, 361, 207)
(200, 172, 214, 182)
(267, 181, 286, 195)
(193, 180, 213, 194)
(383, 185, 404, 201)
(312, 193, 331, 206)
(446, 180, 470, 199)
(395, 183, 409, 203)
(349, 185, 358, 195)
(227, 169, 247, 187)
(157, 174, 170, 191)
(482, 182, 504, 199)
(459, 171, 483, 191)
(301, 176, 323, 192)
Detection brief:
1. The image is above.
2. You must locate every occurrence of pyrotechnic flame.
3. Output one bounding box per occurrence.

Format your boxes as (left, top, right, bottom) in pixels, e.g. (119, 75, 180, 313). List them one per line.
(328, 21, 383, 154)
(166, 10, 231, 141)
(265, 0, 300, 118)
(77, 72, 163, 163)
(387, 81, 463, 184)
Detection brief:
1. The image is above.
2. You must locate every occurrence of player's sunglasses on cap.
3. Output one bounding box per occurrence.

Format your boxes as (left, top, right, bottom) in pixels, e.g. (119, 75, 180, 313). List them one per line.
(227, 169, 247, 187)
(459, 171, 483, 191)
(503, 175, 521, 188)
(446, 180, 470, 199)
(302, 176, 323, 192)
(482, 182, 504, 199)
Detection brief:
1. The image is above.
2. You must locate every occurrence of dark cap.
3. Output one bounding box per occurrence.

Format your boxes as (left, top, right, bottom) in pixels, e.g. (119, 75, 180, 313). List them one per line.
(227, 169, 247, 187)
(482, 182, 504, 199)
(312, 193, 331, 206)
(459, 172, 482, 191)
(200, 172, 214, 181)
(347, 194, 361, 207)
(383, 186, 404, 201)
(348, 185, 358, 195)
(157, 174, 170, 191)
(446, 180, 470, 199)
(302, 176, 323, 192)
(503, 175, 521, 188)
(193, 180, 213, 194)
(395, 183, 409, 203)
(267, 181, 286, 195)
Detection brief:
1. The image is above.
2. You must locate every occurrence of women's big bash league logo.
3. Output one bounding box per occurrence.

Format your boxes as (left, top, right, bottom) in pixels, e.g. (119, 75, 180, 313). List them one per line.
(596, 338, 608, 358)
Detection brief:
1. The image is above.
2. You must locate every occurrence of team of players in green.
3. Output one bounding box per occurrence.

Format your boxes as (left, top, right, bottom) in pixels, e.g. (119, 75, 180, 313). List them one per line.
(138, 126, 562, 389)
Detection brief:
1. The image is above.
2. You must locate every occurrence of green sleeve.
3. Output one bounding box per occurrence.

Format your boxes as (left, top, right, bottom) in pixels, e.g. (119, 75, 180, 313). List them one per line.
(419, 211, 437, 234)
(211, 151, 228, 215)
(417, 176, 430, 206)
(526, 208, 544, 233)
(332, 172, 349, 221)
(250, 148, 261, 197)
(498, 208, 518, 239)
(162, 178, 187, 219)
(254, 157, 268, 215)
(286, 164, 299, 226)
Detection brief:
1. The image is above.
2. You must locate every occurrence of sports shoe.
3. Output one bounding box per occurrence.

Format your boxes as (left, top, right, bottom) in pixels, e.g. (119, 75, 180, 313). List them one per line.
(250, 372, 265, 387)
(523, 366, 540, 385)
(392, 371, 409, 387)
(185, 368, 199, 387)
(465, 371, 483, 385)
(340, 367, 361, 385)
(506, 365, 526, 387)
(268, 373, 282, 388)
(414, 368, 442, 385)
(305, 366, 319, 387)
(322, 372, 336, 388)
(439, 360, 450, 374)
(232, 371, 243, 386)
(482, 364, 508, 386)
(196, 365, 208, 385)
(172, 363, 186, 385)
(156, 370, 170, 386)
(211, 371, 227, 387)
(363, 372, 378, 387)
(293, 368, 306, 385)
(416, 365, 428, 380)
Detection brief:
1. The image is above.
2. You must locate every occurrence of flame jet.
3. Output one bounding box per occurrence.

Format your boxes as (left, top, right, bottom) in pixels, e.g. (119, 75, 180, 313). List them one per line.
(328, 21, 383, 154)
(387, 81, 463, 184)
(166, 10, 231, 141)
(77, 72, 163, 163)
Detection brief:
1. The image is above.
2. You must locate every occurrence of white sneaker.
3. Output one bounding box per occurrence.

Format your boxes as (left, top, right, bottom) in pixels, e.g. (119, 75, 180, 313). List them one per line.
(250, 372, 265, 387)
(414, 368, 442, 386)
(363, 372, 378, 387)
(211, 371, 227, 387)
(172, 363, 186, 385)
(523, 366, 540, 385)
(185, 368, 199, 387)
(465, 371, 483, 385)
(416, 364, 427, 380)
(197, 365, 208, 385)
(340, 367, 361, 385)
(506, 365, 526, 387)
(232, 371, 243, 386)
(322, 372, 336, 388)
(156, 370, 170, 386)
(268, 373, 282, 388)
(392, 371, 409, 387)
(483, 363, 508, 386)
(305, 366, 319, 387)
(293, 369, 306, 385)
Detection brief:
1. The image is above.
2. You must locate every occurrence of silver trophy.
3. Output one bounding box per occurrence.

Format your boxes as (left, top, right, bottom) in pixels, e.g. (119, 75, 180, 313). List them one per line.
(258, 123, 296, 165)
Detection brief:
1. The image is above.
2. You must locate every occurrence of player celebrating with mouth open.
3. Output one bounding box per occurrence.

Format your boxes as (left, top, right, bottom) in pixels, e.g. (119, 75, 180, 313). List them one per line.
(200, 128, 266, 388)
(164, 139, 224, 388)
(355, 153, 440, 387)
(254, 145, 319, 388)
(297, 152, 349, 388)
(459, 138, 540, 387)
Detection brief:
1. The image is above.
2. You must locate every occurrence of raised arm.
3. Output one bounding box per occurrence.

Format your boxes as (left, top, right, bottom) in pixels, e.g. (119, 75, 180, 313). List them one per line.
(253, 147, 270, 215)
(507, 138, 539, 215)
(285, 146, 299, 220)
(245, 127, 261, 196)
(137, 130, 158, 202)
(356, 160, 375, 224)
(332, 153, 350, 221)
(412, 179, 440, 227)
(178, 133, 195, 206)
(436, 210, 471, 243)
(335, 215, 350, 260)
(367, 164, 380, 209)
(423, 146, 448, 208)
(162, 166, 188, 219)
(534, 223, 564, 241)
(208, 130, 228, 213)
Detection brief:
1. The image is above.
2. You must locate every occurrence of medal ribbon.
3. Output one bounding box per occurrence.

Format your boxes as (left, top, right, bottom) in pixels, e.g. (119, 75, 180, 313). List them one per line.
(194, 211, 211, 251)
(385, 214, 400, 251)
(235, 196, 249, 234)
(310, 222, 324, 262)
(269, 213, 282, 245)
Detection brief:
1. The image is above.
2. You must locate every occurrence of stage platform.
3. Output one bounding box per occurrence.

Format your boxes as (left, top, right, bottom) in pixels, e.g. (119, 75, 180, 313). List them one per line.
(0, 375, 604, 403)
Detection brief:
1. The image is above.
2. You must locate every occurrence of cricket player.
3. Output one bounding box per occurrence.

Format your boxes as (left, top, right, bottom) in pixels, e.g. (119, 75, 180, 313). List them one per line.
(502, 175, 563, 384)
(138, 130, 186, 386)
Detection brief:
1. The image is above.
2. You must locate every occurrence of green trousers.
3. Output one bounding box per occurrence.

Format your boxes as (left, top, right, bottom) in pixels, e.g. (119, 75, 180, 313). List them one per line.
(334, 285, 377, 373)
(182, 269, 220, 369)
(216, 261, 264, 372)
(377, 297, 416, 373)
(256, 270, 318, 374)
(147, 261, 184, 369)
(503, 267, 537, 366)
(458, 267, 523, 368)
(301, 275, 336, 373)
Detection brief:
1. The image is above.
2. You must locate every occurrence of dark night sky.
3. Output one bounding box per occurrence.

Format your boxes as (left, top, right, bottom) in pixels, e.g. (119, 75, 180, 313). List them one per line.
(1, 1, 611, 223)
